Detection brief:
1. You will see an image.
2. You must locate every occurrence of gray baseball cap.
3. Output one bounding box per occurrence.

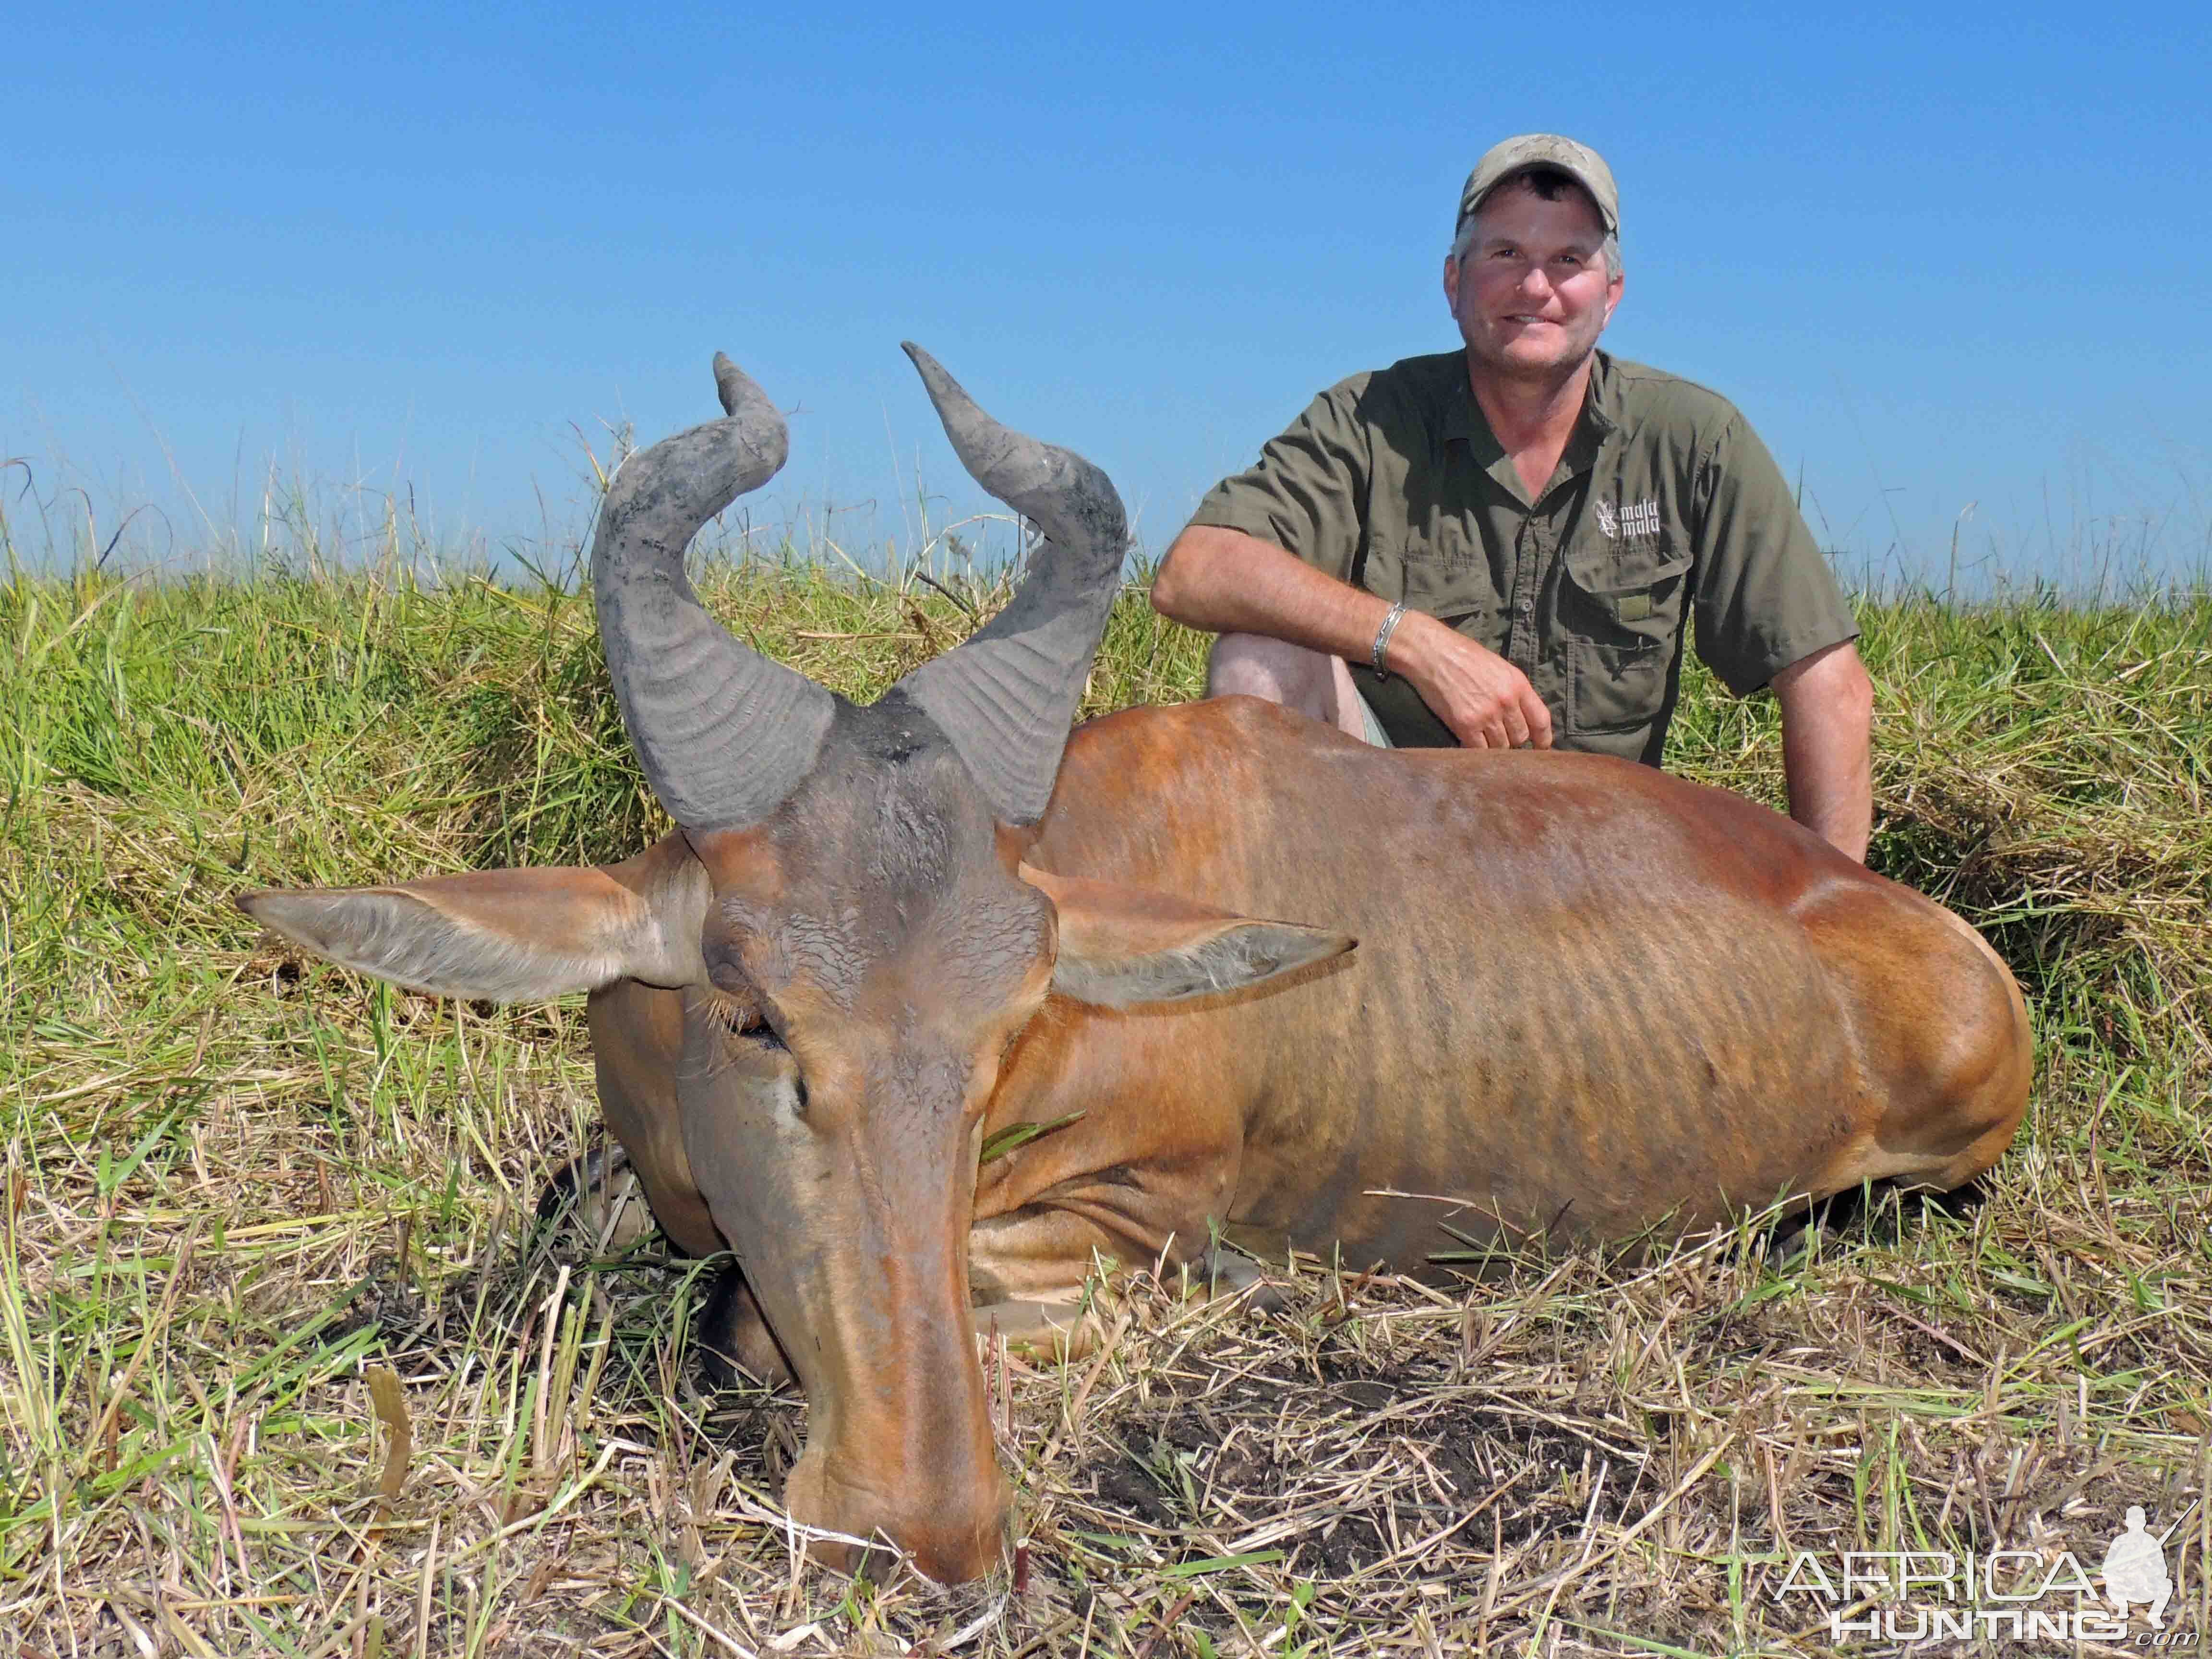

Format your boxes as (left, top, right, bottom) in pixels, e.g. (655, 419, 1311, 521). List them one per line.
(1456, 134, 1619, 235)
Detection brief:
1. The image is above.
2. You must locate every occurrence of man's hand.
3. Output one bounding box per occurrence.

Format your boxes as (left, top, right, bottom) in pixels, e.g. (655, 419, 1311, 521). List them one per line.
(1393, 611, 1553, 749)
(1153, 526, 1556, 751)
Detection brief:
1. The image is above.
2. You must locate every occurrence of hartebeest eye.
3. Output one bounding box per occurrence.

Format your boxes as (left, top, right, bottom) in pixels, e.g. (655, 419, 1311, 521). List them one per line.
(709, 998, 764, 1037)
(705, 955, 775, 1039)
(708, 994, 794, 1053)
(722, 1007, 805, 1114)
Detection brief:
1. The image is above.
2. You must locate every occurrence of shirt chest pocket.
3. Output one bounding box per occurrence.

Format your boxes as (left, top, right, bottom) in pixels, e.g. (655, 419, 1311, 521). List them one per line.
(1379, 520, 1496, 625)
(1563, 539, 1693, 644)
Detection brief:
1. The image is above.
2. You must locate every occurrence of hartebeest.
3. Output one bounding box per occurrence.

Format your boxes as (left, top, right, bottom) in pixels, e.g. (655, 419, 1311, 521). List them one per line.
(240, 349, 2031, 1584)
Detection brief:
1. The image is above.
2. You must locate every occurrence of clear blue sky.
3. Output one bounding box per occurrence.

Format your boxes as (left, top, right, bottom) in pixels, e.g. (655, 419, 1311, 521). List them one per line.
(6, 2, 2207, 591)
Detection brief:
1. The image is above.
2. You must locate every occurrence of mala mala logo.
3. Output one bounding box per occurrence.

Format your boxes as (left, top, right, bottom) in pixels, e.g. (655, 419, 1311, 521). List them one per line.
(1772, 1509, 2184, 1645)
(1593, 497, 1661, 541)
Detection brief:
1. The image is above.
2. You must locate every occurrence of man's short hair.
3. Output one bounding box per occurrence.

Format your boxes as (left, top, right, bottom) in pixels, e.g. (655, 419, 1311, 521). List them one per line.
(1450, 166, 1623, 279)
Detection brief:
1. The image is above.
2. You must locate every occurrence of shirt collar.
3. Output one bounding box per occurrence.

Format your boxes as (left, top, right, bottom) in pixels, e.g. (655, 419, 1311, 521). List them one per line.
(1451, 349, 1621, 505)
(1567, 349, 1621, 467)
(1443, 362, 1488, 450)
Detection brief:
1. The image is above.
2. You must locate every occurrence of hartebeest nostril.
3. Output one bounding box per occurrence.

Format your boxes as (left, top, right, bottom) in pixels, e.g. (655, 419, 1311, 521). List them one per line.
(787, 1451, 1009, 1586)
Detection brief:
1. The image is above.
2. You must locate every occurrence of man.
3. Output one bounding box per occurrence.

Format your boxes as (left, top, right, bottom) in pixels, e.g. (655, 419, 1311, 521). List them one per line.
(1149, 134, 1875, 860)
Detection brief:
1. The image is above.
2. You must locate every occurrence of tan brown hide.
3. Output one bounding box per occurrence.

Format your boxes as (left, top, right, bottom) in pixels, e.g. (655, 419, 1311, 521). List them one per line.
(966, 695, 2029, 1300)
(522, 696, 2027, 1581)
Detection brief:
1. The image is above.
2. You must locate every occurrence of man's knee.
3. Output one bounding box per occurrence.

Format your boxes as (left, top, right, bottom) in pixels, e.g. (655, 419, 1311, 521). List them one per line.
(1206, 634, 1376, 742)
(1206, 633, 1332, 703)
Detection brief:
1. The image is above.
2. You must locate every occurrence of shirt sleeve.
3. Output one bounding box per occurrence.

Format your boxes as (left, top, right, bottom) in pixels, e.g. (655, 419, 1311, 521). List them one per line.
(1183, 381, 1371, 584)
(1689, 415, 1860, 696)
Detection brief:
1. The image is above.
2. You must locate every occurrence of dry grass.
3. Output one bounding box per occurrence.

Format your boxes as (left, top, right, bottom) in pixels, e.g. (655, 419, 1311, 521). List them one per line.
(2, 558, 2207, 1656)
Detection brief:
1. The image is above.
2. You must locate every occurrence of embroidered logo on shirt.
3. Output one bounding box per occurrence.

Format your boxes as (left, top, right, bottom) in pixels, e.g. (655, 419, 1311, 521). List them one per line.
(1595, 497, 1661, 541)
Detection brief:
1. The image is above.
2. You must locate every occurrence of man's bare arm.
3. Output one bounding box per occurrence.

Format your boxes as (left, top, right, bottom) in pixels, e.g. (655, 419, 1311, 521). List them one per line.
(1770, 639, 1874, 862)
(1152, 525, 1397, 655)
(1153, 526, 1552, 749)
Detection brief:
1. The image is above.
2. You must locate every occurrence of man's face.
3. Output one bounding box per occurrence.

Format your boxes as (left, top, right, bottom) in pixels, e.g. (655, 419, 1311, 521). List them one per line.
(1443, 180, 1623, 383)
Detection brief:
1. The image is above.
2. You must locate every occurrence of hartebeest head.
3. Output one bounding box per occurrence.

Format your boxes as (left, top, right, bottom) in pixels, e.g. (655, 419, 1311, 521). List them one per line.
(241, 349, 1349, 1581)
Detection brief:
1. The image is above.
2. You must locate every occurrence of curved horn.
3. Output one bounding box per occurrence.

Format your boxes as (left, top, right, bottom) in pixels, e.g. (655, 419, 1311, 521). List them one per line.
(892, 344, 1129, 825)
(591, 354, 833, 832)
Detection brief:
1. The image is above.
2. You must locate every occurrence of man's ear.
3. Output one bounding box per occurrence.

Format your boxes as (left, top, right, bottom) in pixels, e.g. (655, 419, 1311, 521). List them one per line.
(238, 841, 709, 1002)
(1019, 866, 1354, 1009)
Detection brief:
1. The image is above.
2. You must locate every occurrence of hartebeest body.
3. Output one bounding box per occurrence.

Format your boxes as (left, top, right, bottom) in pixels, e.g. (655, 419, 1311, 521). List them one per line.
(241, 351, 2031, 1584)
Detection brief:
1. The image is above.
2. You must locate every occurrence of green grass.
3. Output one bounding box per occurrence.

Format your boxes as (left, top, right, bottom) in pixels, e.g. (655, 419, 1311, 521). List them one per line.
(1, 553, 2207, 1655)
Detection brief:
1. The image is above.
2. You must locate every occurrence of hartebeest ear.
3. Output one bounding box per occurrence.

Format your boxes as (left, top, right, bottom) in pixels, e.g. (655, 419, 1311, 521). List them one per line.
(1018, 866, 1354, 1009)
(237, 858, 709, 1002)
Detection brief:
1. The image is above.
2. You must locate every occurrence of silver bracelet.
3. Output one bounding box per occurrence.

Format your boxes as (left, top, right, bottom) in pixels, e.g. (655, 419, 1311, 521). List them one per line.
(1371, 601, 1407, 677)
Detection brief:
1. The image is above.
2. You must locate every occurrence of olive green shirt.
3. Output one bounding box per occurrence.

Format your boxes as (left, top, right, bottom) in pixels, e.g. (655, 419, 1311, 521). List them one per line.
(1187, 349, 1858, 765)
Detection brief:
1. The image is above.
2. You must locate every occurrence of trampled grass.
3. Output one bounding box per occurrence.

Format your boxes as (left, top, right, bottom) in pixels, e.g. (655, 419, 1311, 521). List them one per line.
(1, 554, 2208, 1656)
